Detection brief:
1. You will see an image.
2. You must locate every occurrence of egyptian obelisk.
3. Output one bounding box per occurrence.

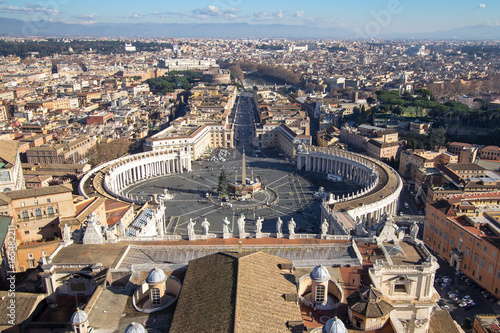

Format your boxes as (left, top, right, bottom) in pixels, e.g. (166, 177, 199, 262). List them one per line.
(242, 148, 246, 185)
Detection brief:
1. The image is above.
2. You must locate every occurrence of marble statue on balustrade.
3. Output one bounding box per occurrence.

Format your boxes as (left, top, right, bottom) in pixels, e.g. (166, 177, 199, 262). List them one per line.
(201, 218, 210, 237)
(288, 218, 296, 239)
(255, 216, 263, 238)
(321, 219, 329, 238)
(83, 212, 103, 245)
(410, 221, 419, 240)
(276, 217, 283, 238)
(187, 218, 196, 241)
(237, 213, 246, 239)
(63, 223, 71, 244)
(222, 217, 231, 239)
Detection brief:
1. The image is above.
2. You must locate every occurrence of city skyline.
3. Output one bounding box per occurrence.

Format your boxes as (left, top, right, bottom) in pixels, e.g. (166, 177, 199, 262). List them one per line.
(0, 0, 498, 35)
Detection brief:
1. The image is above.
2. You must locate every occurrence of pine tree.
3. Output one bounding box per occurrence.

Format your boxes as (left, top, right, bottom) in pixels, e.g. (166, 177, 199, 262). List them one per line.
(218, 169, 229, 195)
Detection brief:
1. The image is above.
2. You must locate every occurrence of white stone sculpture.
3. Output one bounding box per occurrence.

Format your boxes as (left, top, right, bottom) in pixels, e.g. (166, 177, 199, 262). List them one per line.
(276, 217, 283, 238)
(237, 214, 246, 238)
(223, 217, 231, 239)
(288, 218, 296, 239)
(201, 218, 210, 236)
(321, 219, 329, 237)
(255, 216, 263, 238)
(187, 218, 196, 241)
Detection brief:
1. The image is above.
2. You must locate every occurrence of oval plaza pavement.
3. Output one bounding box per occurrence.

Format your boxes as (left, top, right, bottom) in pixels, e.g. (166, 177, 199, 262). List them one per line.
(121, 148, 361, 235)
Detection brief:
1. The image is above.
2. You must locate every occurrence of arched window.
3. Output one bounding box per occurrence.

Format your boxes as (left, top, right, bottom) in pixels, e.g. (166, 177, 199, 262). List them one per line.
(47, 206, 54, 215)
(315, 285, 326, 303)
(35, 208, 42, 217)
(151, 288, 161, 306)
(22, 210, 28, 219)
(3, 188, 11, 192)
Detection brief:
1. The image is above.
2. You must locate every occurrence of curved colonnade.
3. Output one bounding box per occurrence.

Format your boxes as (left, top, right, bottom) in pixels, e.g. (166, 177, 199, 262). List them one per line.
(79, 149, 192, 203)
(297, 146, 402, 235)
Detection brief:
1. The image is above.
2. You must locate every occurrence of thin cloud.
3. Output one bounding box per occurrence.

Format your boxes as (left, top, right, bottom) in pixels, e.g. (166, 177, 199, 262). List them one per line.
(61, 19, 97, 25)
(73, 13, 98, 20)
(252, 10, 285, 21)
(150, 11, 184, 18)
(273, 10, 283, 19)
(291, 11, 305, 18)
(0, 3, 60, 16)
(474, 4, 486, 10)
(117, 13, 144, 19)
(192, 6, 240, 19)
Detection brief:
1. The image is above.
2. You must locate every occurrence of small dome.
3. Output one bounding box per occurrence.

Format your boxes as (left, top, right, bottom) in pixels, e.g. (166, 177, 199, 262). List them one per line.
(310, 265, 331, 282)
(125, 322, 147, 333)
(146, 267, 167, 284)
(323, 316, 347, 333)
(70, 308, 88, 325)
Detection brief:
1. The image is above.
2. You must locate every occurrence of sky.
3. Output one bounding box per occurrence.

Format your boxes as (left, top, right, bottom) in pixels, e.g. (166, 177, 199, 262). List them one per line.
(0, 0, 499, 34)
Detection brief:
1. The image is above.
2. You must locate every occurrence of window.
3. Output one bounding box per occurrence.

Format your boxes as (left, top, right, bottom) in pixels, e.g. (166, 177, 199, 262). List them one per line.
(473, 254, 479, 263)
(42, 251, 47, 256)
(439, 230, 443, 237)
(47, 198, 51, 203)
(47, 206, 54, 215)
(21, 202, 25, 207)
(151, 288, 161, 306)
(450, 237, 455, 246)
(480, 259, 485, 267)
(22, 210, 28, 219)
(35, 208, 41, 217)
(34, 200, 38, 205)
(28, 259, 35, 268)
(24, 230, 29, 234)
(394, 284, 407, 293)
(28, 253, 33, 259)
(315, 285, 326, 303)
(497, 271, 500, 279)
(465, 248, 470, 256)
(489, 264, 494, 274)
(444, 233, 448, 241)
(484, 245, 488, 253)
(493, 250, 496, 258)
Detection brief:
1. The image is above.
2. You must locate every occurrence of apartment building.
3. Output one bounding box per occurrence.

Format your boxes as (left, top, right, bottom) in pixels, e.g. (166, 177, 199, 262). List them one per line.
(424, 192, 500, 298)
(399, 148, 457, 181)
(0, 140, 25, 192)
(0, 184, 74, 244)
(26, 135, 96, 164)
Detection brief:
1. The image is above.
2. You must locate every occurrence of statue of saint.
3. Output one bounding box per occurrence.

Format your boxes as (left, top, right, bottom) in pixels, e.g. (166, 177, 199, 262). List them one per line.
(276, 217, 283, 235)
(222, 217, 231, 235)
(187, 218, 196, 240)
(255, 216, 263, 234)
(321, 219, 329, 236)
(288, 218, 296, 235)
(201, 218, 210, 236)
(237, 214, 246, 236)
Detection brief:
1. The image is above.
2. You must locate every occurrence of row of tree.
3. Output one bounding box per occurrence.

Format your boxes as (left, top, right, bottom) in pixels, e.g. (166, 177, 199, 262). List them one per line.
(145, 71, 202, 94)
(0, 40, 172, 58)
(374, 90, 500, 128)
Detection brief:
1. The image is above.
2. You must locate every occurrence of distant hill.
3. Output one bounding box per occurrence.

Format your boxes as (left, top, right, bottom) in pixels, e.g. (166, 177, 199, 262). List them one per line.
(0, 17, 499, 39)
(0, 17, 353, 39)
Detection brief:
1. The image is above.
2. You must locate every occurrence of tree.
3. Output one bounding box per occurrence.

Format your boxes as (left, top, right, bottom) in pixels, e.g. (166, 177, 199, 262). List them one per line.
(462, 318, 471, 330)
(367, 97, 376, 106)
(427, 127, 447, 150)
(228, 65, 244, 81)
(89, 139, 131, 167)
(218, 169, 229, 195)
